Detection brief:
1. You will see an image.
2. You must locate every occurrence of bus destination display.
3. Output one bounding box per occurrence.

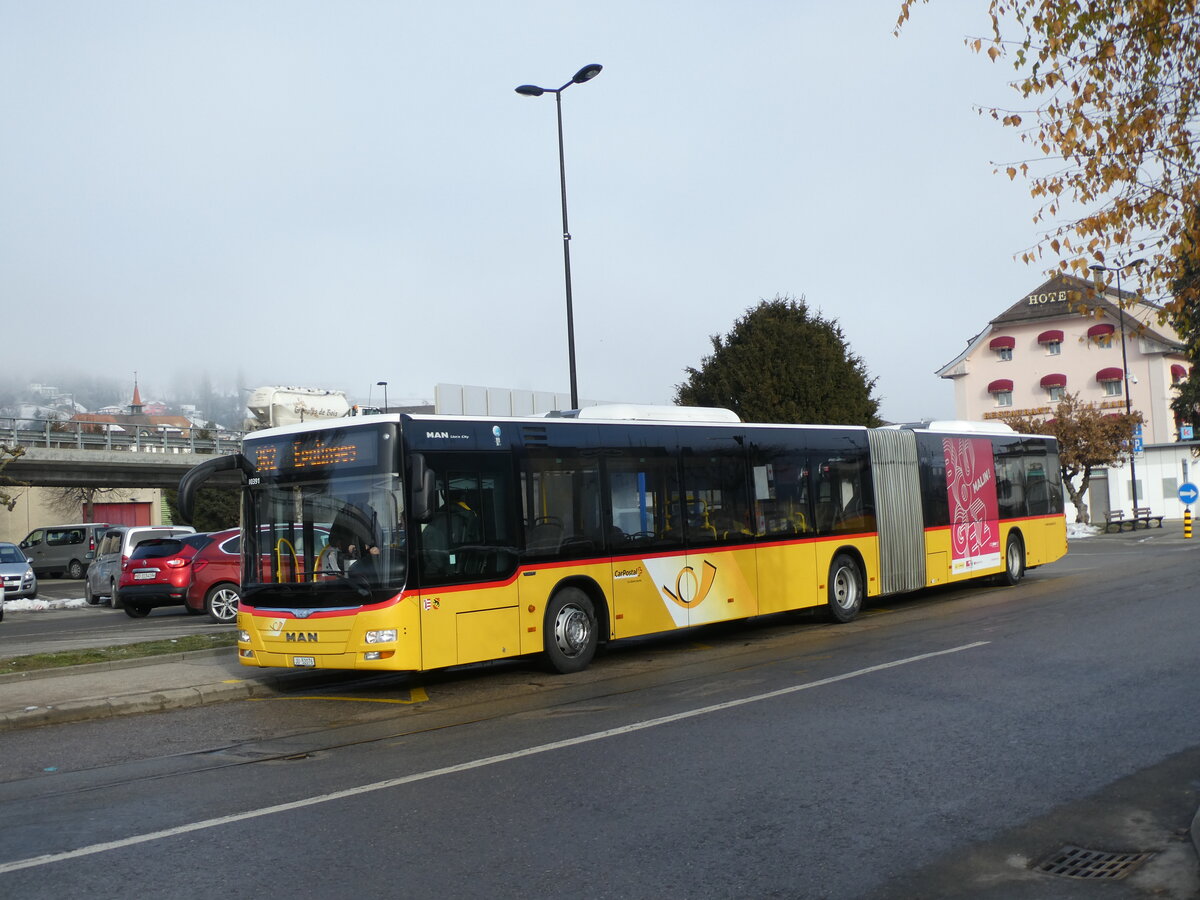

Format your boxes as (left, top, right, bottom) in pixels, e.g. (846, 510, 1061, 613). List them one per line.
(250, 429, 380, 475)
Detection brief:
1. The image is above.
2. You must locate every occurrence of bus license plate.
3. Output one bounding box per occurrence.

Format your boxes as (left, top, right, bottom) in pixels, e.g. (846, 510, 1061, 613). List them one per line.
(293, 656, 316, 667)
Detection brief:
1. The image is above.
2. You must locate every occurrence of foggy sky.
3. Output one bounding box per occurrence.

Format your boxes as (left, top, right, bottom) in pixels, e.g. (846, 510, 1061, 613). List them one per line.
(1, 1, 1048, 420)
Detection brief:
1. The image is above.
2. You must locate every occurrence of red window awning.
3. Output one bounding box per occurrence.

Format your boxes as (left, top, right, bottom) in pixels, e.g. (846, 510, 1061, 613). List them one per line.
(1171, 363, 1188, 379)
(987, 379, 1014, 393)
(1087, 323, 1116, 339)
(1040, 373, 1067, 388)
(1037, 329, 1064, 344)
(989, 336, 1015, 350)
(1096, 367, 1123, 382)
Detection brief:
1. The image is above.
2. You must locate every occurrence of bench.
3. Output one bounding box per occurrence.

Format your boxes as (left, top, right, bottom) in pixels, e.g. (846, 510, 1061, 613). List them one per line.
(1133, 507, 1164, 528)
(1104, 510, 1128, 533)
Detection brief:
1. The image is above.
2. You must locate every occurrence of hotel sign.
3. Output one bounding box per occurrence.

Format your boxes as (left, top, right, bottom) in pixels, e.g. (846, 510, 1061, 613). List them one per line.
(1027, 290, 1070, 306)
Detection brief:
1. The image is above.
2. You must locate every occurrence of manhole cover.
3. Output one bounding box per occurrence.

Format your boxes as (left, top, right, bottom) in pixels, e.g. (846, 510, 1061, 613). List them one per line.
(1034, 845, 1156, 880)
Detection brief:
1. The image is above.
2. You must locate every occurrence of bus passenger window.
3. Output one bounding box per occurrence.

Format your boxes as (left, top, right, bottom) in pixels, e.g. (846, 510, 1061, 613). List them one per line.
(682, 448, 752, 545)
(607, 454, 681, 549)
(813, 455, 875, 534)
(753, 454, 811, 536)
(417, 459, 519, 584)
(519, 452, 602, 559)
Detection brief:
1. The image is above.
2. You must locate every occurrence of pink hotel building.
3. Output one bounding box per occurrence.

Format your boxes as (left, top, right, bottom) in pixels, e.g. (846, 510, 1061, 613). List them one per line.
(936, 274, 1195, 520)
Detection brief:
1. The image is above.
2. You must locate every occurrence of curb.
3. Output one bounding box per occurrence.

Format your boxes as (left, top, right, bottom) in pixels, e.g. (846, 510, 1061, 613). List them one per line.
(1194, 806, 1200, 868)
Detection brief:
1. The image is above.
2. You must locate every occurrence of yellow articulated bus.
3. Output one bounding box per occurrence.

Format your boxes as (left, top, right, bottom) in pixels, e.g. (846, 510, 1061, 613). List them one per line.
(178, 406, 1067, 675)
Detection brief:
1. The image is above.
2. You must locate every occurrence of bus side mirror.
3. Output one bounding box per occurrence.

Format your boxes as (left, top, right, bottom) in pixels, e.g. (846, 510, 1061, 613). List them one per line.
(178, 453, 256, 524)
(409, 453, 435, 523)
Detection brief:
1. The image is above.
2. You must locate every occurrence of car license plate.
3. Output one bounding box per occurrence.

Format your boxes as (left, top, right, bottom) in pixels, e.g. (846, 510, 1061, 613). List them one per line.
(134, 571, 155, 580)
(293, 656, 316, 667)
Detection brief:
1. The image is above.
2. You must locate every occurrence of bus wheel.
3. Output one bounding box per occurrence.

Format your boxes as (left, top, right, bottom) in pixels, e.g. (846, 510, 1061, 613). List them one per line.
(999, 534, 1025, 586)
(544, 588, 597, 674)
(827, 554, 863, 623)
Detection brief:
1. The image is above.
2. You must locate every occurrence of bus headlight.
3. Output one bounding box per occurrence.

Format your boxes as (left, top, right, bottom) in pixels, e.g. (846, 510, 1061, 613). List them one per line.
(365, 629, 397, 644)
(238, 630, 251, 642)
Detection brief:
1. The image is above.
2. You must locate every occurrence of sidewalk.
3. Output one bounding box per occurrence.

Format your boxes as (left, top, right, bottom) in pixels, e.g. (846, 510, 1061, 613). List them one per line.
(0, 647, 344, 732)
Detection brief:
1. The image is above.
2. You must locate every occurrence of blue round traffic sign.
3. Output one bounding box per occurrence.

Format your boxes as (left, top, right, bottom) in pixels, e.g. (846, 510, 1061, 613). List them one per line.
(1179, 482, 1199, 505)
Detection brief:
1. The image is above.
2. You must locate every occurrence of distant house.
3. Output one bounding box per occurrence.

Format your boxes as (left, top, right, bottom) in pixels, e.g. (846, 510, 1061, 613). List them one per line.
(69, 384, 193, 437)
(936, 273, 1196, 519)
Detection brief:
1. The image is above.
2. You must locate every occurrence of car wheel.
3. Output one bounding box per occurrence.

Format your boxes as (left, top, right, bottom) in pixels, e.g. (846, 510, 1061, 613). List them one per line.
(205, 583, 240, 624)
(67, 559, 85, 580)
(109, 580, 121, 610)
(827, 553, 864, 623)
(124, 604, 150, 618)
(542, 587, 598, 674)
(84, 581, 100, 605)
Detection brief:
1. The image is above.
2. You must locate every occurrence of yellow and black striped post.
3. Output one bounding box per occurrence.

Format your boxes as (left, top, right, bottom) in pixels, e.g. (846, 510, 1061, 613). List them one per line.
(1185, 508, 1193, 539)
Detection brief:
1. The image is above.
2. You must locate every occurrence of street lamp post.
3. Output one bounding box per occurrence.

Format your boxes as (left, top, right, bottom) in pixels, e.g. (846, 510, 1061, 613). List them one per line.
(1090, 259, 1147, 512)
(515, 63, 603, 411)
(377, 381, 388, 414)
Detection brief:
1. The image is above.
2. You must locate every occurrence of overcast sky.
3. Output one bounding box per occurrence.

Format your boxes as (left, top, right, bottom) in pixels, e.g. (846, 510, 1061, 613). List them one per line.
(1, 1, 1055, 421)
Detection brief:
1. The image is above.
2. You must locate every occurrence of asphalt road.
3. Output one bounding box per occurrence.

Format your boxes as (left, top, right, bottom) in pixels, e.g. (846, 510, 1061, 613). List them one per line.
(0, 534, 1198, 898)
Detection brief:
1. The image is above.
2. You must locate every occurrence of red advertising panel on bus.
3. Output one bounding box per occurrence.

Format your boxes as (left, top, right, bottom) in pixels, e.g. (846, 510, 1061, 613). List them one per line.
(942, 436, 1000, 574)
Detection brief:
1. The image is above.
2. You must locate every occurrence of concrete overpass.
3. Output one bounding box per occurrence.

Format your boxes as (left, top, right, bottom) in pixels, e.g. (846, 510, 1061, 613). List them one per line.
(5, 447, 243, 490)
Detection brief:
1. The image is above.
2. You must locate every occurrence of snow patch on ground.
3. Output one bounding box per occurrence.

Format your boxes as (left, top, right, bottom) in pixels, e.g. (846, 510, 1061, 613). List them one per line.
(2, 597, 90, 612)
(1067, 522, 1101, 539)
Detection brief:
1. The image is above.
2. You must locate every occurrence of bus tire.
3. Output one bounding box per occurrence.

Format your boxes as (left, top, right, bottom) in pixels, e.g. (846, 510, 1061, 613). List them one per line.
(543, 588, 597, 674)
(827, 554, 863, 623)
(999, 534, 1025, 586)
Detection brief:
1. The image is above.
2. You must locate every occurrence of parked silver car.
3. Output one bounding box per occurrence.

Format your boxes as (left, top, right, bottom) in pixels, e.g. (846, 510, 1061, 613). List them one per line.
(0, 541, 38, 600)
(84, 525, 195, 608)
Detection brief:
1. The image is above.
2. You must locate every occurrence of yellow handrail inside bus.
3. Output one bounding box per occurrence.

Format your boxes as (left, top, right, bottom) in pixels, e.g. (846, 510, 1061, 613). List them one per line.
(274, 538, 299, 583)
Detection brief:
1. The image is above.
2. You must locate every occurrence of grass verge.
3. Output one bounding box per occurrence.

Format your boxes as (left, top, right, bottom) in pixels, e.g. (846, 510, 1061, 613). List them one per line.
(0, 632, 238, 674)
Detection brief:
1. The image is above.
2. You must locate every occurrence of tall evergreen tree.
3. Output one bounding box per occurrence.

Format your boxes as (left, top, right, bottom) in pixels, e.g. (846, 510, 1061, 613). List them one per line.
(675, 296, 881, 425)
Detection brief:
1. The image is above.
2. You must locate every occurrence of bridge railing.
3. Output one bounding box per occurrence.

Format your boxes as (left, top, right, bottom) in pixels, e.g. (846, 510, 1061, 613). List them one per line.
(0, 417, 244, 455)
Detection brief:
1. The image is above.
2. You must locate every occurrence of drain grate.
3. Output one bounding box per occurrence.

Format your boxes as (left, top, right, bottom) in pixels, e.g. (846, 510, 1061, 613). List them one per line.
(1034, 845, 1156, 880)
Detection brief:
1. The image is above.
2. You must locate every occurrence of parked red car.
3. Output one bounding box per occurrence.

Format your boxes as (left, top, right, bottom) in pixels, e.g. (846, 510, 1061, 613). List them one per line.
(116, 530, 241, 624)
(186, 528, 241, 624)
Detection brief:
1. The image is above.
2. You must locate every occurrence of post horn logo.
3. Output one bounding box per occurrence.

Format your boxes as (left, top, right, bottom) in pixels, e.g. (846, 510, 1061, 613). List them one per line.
(662, 560, 718, 609)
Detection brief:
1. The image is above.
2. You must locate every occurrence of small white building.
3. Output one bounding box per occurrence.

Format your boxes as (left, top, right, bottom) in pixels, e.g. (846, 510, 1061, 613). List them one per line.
(937, 274, 1196, 519)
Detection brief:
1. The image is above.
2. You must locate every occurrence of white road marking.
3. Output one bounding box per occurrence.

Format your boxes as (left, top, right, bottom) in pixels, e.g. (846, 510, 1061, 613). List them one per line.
(0, 641, 989, 874)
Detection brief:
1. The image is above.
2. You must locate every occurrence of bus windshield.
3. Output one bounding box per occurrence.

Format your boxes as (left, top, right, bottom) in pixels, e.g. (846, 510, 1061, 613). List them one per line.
(244, 472, 407, 604)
